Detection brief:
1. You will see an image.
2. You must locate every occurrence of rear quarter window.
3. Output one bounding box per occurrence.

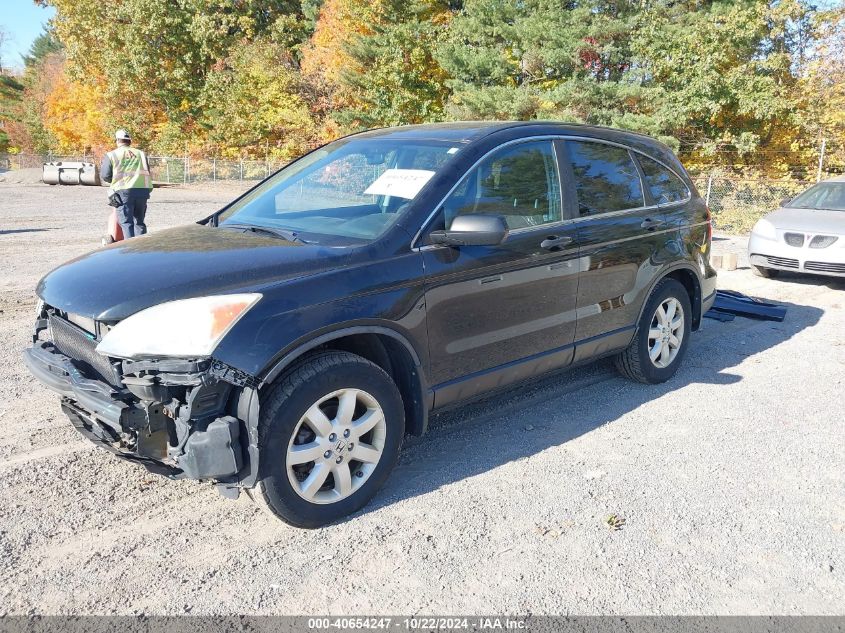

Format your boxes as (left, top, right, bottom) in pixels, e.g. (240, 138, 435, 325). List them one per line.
(637, 155, 689, 204)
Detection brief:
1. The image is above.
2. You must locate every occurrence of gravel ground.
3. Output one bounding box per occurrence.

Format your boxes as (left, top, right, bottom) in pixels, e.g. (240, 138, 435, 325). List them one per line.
(0, 179, 843, 615)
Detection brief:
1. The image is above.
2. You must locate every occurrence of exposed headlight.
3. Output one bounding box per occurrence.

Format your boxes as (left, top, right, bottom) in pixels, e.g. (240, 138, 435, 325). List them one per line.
(96, 294, 261, 359)
(751, 218, 777, 239)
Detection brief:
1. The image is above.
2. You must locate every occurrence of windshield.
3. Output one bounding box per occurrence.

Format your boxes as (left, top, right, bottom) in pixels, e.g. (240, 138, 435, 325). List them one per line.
(786, 182, 845, 211)
(218, 137, 463, 241)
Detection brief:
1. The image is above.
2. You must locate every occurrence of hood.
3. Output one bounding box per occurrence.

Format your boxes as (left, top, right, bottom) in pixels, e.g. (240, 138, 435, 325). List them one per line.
(765, 207, 845, 234)
(37, 225, 350, 320)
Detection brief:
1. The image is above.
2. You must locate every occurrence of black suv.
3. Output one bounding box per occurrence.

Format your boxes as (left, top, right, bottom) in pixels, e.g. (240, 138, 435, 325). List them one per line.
(25, 122, 716, 527)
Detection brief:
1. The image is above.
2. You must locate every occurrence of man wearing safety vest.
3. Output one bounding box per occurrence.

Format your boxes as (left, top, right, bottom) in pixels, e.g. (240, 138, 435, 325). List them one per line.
(100, 129, 153, 238)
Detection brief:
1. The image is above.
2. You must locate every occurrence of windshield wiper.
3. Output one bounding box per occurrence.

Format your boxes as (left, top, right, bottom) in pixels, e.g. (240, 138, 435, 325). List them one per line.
(221, 223, 306, 243)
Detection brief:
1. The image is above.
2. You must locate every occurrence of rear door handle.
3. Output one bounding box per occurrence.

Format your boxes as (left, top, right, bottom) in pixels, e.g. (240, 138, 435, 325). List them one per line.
(540, 235, 573, 250)
(641, 218, 665, 231)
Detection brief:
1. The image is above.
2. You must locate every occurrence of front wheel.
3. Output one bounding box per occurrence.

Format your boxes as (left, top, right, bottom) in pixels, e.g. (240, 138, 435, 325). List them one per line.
(614, 278, 692, 384)
(251, 351, 404, 528)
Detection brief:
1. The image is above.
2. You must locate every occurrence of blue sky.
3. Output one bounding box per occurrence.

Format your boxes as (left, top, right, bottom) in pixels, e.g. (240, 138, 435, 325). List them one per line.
(0, 0, 56, 70)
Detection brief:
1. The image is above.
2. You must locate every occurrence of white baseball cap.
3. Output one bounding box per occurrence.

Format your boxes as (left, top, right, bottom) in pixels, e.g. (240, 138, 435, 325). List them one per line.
(115, 129, 131, 141)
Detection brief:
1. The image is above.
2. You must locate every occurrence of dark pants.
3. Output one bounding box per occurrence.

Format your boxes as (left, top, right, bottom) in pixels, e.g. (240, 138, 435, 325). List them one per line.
(116, 191, 149, 238)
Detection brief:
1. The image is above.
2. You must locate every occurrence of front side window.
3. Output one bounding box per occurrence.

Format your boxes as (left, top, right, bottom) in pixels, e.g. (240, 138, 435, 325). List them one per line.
(219, 138, 462, 241)
(638, 155, 689, 204)
(440, 141, 562, 231)
(567, 141, 644, 216)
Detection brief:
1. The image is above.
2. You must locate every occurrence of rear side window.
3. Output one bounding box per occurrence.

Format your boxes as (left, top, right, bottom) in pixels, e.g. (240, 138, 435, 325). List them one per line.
(566, 141, 644, 216)
(638, 155, 689, 204)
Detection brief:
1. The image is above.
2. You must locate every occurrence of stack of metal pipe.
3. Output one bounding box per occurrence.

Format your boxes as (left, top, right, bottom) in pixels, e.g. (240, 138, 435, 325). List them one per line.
(42, 162, 100, 186)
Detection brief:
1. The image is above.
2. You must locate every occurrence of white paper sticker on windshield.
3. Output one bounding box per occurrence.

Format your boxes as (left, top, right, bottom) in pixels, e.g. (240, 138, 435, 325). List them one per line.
(363, 169, 435, 200)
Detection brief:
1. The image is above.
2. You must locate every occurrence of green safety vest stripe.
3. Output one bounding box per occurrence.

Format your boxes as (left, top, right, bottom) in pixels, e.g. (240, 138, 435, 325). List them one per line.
(108, 148, 152, 192)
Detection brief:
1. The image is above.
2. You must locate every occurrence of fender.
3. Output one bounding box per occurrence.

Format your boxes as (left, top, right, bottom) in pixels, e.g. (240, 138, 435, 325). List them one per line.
(260, 323, 425, 385)
(223, 322, 428, 491)
(636, 261, 704, 330)
(259, 323, 432, 439)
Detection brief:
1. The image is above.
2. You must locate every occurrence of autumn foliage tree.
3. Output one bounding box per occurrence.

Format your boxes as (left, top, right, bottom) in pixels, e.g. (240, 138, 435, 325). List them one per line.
(200, 36, 315, 158)
(0, 29, 63, 153)
(0, 0, 836, 177)
(799, 5, 845, 172)
(298, 0, 380, 134)
(42, 61, 109, 152)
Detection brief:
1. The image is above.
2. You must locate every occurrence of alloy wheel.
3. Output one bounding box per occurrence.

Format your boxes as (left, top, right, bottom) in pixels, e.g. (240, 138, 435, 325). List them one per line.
(648, 297, 685, 369)
(286, 388, 387, 504)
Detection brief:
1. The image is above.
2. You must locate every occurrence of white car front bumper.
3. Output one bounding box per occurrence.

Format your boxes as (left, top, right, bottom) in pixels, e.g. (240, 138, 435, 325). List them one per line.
(748, 230, 845, 277)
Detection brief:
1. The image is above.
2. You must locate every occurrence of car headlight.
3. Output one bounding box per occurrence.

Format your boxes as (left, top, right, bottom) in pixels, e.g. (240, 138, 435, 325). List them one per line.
(96, 294, 261, 359)
(751, 218, 777, 240)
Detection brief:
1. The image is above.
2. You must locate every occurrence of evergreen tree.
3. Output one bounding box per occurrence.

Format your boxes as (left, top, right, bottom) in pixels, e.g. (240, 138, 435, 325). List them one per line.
(341, 0, 451, 127)
(436, 0, 815, 155)
(0, 74, 24, 152)
(22, 29, 63, 68)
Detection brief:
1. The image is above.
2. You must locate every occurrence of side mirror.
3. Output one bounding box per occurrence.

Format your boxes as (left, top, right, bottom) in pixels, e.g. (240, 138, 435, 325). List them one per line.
(780, 197, 792, 207)
(429, 214, 508, 247)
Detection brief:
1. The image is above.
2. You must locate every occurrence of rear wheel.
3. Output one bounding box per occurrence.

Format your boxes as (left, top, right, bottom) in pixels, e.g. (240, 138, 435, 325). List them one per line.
(752, 265, 779, 278)
(614, 278, 692, 384)
(251, 351, 404, 528)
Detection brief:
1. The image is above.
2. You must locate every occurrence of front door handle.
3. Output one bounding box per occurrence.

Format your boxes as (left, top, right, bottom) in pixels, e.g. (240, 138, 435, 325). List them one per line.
(641, 218, 665, 231)
(540, 235, 573, 250)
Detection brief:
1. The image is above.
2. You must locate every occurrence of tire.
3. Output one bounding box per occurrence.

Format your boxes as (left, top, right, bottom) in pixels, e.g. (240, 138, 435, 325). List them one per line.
(614, 278, 692, 384)
(251, 351, 404, 528)
(752, 265, 779, 278)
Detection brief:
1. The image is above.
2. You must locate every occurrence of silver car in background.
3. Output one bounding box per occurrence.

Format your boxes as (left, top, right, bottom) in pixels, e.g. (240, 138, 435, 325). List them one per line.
(748, 176, 845, 278)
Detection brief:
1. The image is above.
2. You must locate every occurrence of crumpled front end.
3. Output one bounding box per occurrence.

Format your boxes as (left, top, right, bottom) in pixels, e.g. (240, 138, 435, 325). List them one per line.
(23, 303, 260, 490)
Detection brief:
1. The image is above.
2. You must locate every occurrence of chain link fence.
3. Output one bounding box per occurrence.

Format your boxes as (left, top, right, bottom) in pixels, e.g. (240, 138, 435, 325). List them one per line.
(688, 171, 836, 234)
(0, 153, 287, 184)
(0, 153, 96, 170)
(2, 153, 838, 234)
(147, 157, 290, 184)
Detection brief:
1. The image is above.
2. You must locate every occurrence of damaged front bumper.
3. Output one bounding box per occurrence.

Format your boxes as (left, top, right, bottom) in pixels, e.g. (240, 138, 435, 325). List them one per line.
(23, 338, 259, 487)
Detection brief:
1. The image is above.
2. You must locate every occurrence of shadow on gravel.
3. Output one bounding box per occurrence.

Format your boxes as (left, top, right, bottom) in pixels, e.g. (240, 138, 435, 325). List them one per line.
(364, 297, 824, 517)
(764, 272, 845, 291)
(0, 228, 54, 235)
(728, 267, 845, 289)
